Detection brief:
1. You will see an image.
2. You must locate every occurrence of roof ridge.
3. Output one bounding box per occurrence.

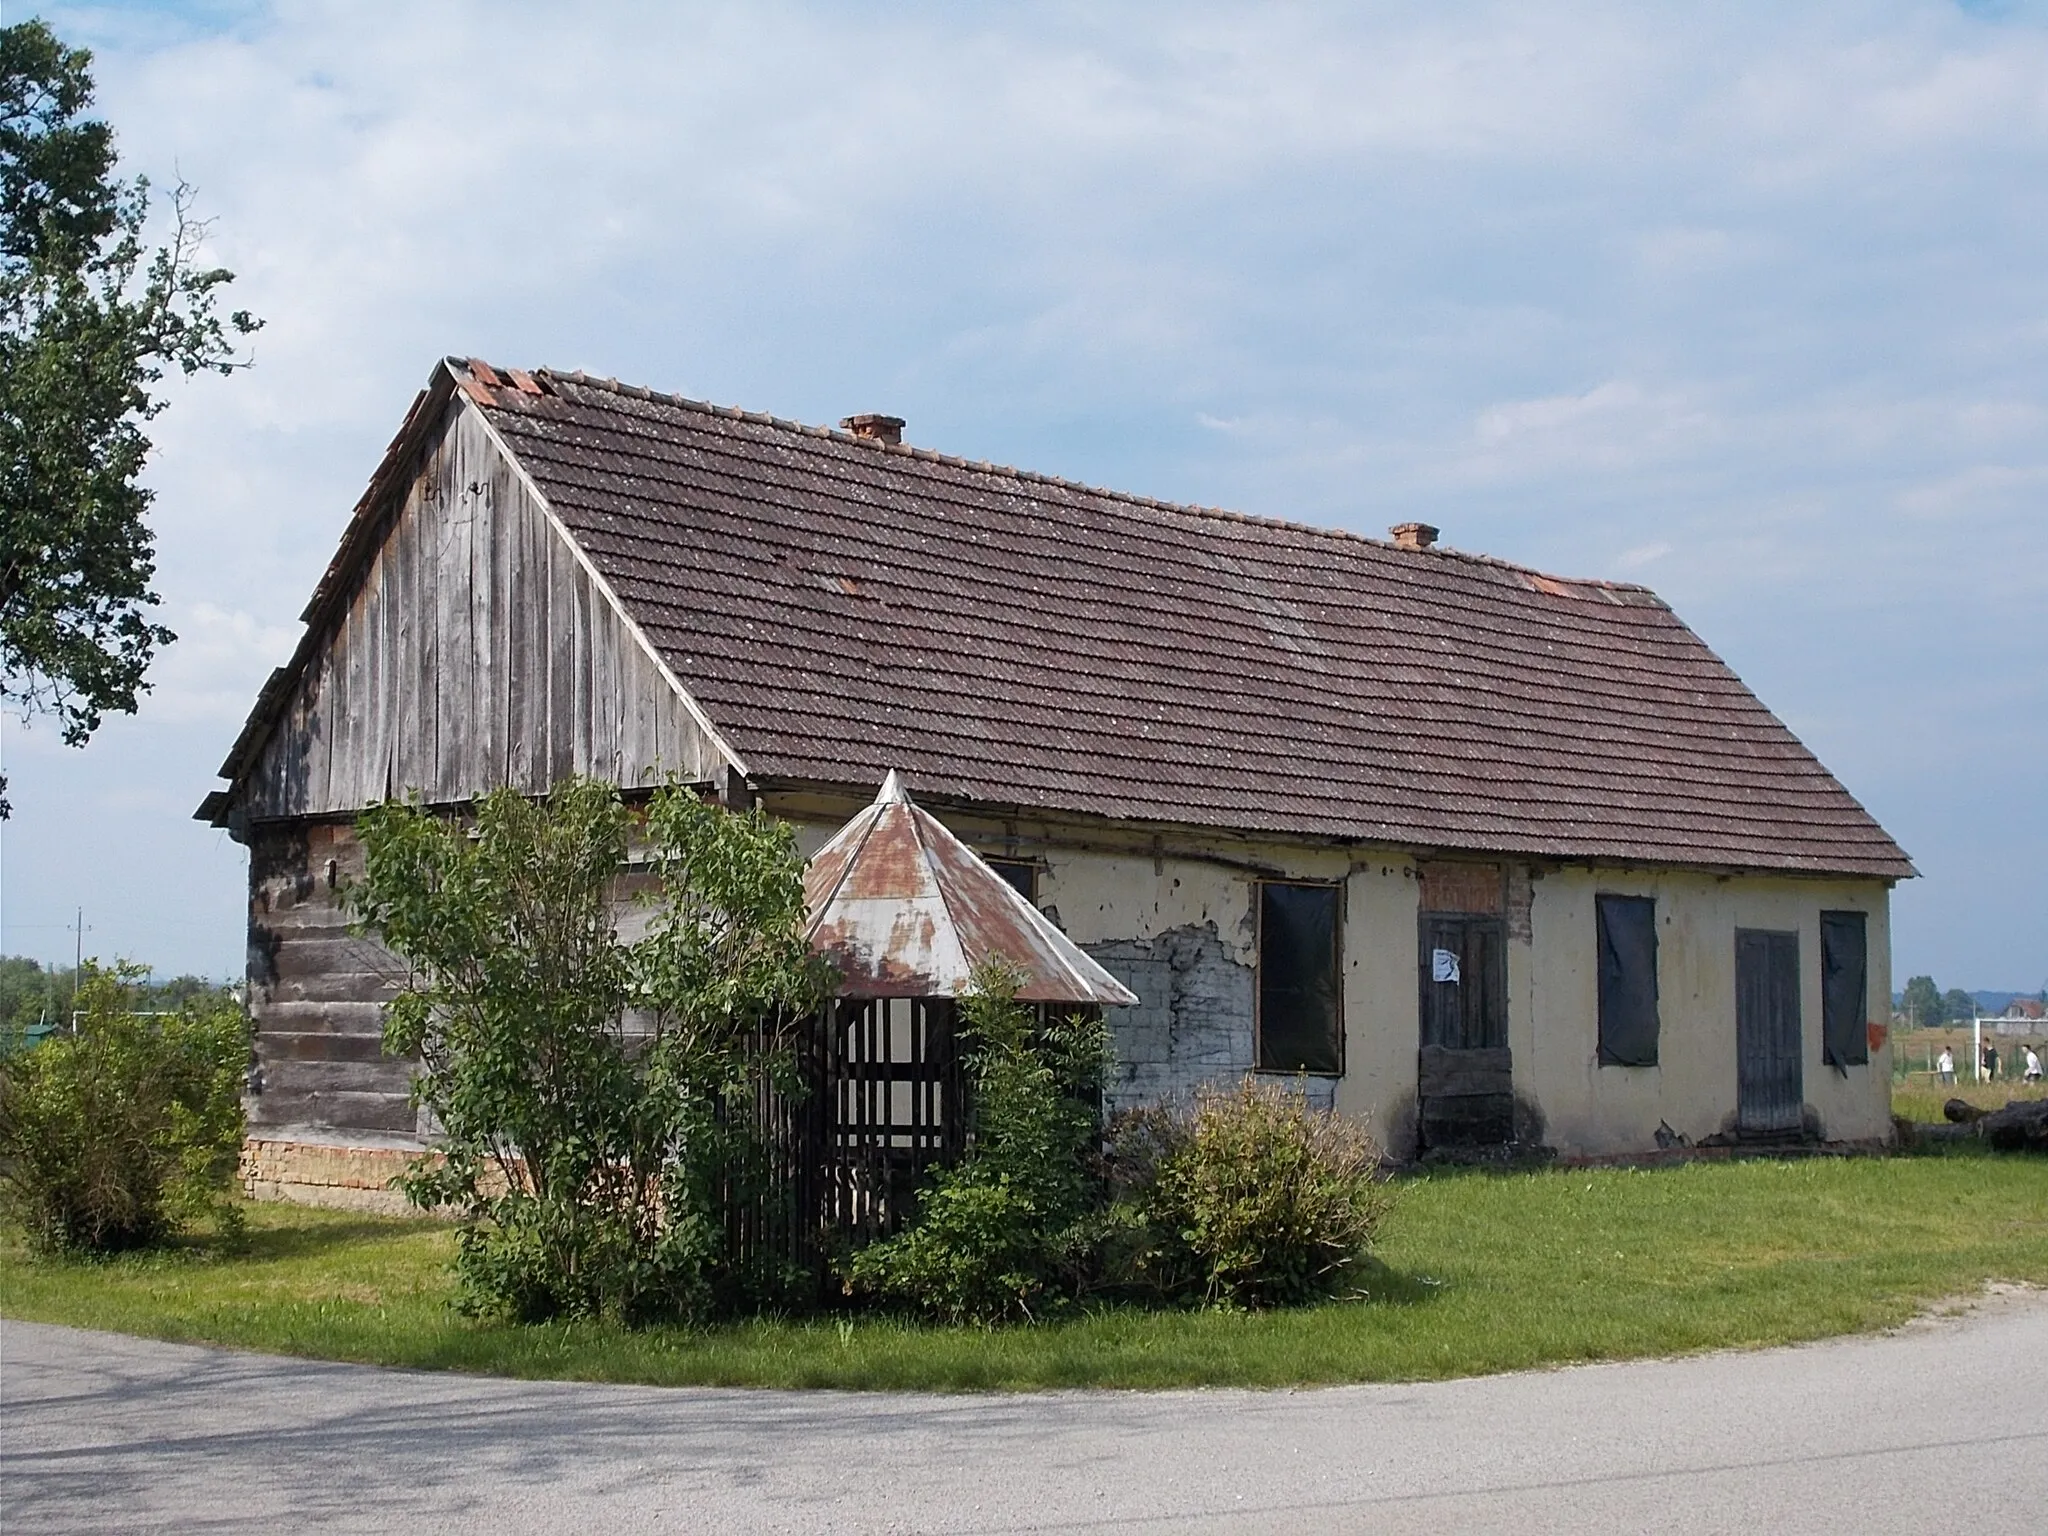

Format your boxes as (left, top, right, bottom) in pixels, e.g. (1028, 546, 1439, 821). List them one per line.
(512, 363, 1660, 600)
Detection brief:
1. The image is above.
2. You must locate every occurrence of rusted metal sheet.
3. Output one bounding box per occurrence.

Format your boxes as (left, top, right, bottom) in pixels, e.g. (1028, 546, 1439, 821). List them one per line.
(805, 772, 1138, 1006)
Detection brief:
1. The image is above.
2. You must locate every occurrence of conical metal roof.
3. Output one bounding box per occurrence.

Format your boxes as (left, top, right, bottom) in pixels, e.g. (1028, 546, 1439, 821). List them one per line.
(804, 772, 1139, 1006)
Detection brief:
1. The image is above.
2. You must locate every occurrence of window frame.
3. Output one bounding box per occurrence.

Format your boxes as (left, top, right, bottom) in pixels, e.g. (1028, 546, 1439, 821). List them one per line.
(1595, 892, 1661, 1068)
(985, 859, 1039, 904)
(1254, 878, 1345, 1077)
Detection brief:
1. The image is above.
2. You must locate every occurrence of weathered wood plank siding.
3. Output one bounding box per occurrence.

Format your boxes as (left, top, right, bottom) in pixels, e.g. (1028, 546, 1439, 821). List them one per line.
(238, 398, 733, 1141)
(242, 401, 727, 821)
(246, 821, 416, 1138)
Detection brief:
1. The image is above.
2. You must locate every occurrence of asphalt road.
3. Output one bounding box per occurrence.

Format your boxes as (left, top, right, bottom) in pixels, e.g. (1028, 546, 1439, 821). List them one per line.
(5, 1297, 2046, 1535)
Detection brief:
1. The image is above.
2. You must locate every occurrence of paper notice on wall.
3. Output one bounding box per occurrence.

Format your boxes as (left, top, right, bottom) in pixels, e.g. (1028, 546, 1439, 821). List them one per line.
(1432, 947, 1461, 984)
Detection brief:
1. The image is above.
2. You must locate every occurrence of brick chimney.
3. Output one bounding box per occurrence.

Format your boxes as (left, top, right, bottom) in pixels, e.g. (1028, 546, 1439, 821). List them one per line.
(1389, 521, 1439, 551)
(841, 413, 905, 447)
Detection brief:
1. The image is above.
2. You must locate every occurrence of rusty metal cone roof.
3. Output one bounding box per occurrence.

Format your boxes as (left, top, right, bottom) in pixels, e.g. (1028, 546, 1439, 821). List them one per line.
(803, 773, 1139, 1005)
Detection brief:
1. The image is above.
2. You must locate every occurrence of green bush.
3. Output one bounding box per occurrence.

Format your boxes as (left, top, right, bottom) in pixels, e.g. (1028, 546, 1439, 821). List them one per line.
(0, 963, 248, 1253)
(844, 966, 1110, 1324)
(1105, 1080, 1394, 1308)
(350, 778, 831, 1325)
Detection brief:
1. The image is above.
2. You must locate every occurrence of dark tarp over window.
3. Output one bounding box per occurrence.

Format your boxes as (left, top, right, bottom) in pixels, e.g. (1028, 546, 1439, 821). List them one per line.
(1258, 882, 1342, 1074)
(1821, 910, 1869, 1070)
(1596, 894, 1659, 1067)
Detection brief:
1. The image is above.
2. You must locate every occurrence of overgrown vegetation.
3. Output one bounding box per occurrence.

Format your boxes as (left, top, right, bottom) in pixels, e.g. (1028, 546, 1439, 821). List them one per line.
(845, 968, 1110, 1323)
(352, 787, 1395, 1329)
(349, 778, 831, 1326)
(1104, 1081, 1394, 1309)
(845, 970, 1394, 1322)
(0, 962, 247, 1252)
(5, 1154, 2044, 1391)
(0, 954, 235, 1051)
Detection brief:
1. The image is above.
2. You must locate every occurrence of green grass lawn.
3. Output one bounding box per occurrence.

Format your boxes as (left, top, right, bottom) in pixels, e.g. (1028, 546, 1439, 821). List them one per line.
(5, 1151, 2045, 1391)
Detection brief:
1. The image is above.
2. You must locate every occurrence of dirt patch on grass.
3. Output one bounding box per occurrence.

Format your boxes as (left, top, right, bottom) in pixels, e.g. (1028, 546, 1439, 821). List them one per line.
(1900, 1280, 2047, 1333)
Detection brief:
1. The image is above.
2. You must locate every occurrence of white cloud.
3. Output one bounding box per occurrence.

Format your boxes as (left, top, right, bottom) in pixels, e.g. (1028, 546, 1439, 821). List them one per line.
(1631, 226, 1760, 278)
(1464, 381, 1722, 479)
(141, 604, 300, 726)
(1614, 541, 1673, 570)
(1894, 462, 2048, 519)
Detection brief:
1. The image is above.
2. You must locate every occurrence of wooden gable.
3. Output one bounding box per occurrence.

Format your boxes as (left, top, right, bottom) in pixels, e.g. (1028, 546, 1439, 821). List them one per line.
(237, 397, 733, 821)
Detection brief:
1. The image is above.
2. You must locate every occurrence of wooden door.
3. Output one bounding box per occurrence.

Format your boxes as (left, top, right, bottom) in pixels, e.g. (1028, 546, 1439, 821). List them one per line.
(1736, 929, 1802, 1136)
(1417, 909, 1511, 1147)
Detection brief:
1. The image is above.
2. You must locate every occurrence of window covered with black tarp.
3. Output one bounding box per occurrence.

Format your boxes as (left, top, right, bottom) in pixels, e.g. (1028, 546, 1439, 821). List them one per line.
(1821, 910, 1869, 1068)
(1257, 882, 1342, 1075)
(1596, 894, 1659, 1067)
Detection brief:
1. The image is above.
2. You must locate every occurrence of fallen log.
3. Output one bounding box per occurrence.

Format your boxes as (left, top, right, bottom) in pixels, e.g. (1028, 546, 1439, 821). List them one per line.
(1944, 1098, 1989, 1123)
(1979, 1097, 2048, 1154)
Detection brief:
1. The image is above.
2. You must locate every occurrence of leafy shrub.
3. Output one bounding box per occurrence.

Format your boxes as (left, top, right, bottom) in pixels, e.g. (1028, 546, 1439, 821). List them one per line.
(0, 963, 248, 1252)
(845, 965, 1110, 1323)
(350, 778, 831, 1325)
(1105, 1080, 1393, 1308)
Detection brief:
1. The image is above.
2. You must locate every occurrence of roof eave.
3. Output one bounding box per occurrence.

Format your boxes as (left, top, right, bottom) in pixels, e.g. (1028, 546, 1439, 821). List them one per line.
(752, 774, 1913, 884)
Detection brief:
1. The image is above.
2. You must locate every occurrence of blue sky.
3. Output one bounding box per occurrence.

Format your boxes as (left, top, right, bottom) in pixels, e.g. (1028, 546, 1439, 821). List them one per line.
(1, 1, 2043, 990)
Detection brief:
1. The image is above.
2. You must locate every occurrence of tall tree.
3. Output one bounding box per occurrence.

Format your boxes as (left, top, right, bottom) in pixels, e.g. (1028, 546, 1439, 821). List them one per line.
(0, 18, 260, 817)
(1900, 975, 1942, 1029)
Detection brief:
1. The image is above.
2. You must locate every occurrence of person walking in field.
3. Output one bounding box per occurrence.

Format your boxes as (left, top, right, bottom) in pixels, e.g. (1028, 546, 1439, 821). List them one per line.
(1982, 1043, 1999, 1084)
(1938, 1047, 1956, 1084)
(2025, 1045, 2043, 1084)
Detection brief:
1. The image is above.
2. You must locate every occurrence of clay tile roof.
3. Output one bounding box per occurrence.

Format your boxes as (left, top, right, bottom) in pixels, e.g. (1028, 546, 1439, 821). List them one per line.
(805, 772, 1140, 1004)
(461, 361, 1912, 880)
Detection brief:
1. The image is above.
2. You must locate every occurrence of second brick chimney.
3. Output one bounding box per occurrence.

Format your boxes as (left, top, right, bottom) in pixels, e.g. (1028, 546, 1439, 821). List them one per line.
(841, 413, 905, 447)
(1389, 521, 1440, 551)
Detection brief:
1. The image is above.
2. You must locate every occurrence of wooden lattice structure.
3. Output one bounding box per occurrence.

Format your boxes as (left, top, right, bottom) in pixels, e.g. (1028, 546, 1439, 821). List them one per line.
(786, 772, 1135, 1249)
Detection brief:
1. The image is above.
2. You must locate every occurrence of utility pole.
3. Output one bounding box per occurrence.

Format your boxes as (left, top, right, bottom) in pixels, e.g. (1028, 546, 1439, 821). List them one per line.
(71, 906, 84, 1033)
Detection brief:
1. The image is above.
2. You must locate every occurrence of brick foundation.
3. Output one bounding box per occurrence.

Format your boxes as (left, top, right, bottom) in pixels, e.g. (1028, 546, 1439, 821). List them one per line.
(240, 1137, 425, 1215)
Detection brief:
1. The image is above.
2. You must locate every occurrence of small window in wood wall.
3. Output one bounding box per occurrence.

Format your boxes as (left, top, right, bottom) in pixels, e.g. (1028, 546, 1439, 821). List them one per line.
(1256, 881, 1343, 1075)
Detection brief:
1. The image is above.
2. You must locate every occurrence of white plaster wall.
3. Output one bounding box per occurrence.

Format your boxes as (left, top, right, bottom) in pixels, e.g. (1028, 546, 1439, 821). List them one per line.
(1521, 867, 1894, 1156)
(1040, 846, 1266, 961)
(1333, 858, 1425, 1148)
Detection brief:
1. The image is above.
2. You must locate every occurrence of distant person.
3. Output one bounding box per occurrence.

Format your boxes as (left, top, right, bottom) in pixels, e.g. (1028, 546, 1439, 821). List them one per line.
(1982, 1043, 1999, 1084)
(1937, 1047, 1955, 1084)
(2025, 1046, 2043, 1084)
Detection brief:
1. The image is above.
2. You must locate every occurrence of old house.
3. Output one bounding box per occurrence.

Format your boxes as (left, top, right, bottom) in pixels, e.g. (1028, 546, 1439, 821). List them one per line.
(203, 358, 1912, 1207)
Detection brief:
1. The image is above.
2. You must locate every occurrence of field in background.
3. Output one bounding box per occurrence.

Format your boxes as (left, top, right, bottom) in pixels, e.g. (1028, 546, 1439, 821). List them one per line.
(1892, 1023, 2047, 1124)
(4, 1153, 2045, 1391)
